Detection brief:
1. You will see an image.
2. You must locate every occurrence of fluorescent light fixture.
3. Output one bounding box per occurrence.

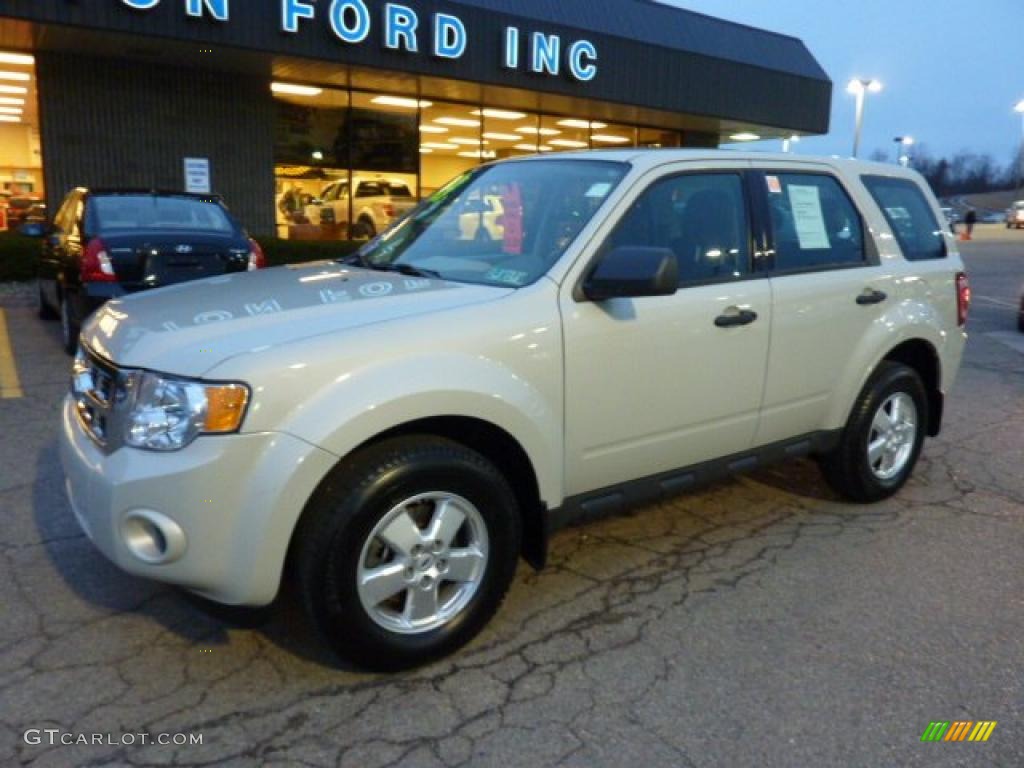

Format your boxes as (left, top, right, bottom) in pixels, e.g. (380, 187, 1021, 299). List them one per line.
(847, 78, 883, 94)
(471, 109, 527, 120)
(450, 137, 488, 145)
(590, 134, 630, 144)
(517, 126, 560, 136)
(729, 132, 761, 141)
(0, 53, 34, 66)
(482, 132, 522, 141)
(0, 97, 24, 105)
(0, 85, 27, 94)
(421, 142, 458, 150)
(271, 82, 322, 96)
(514, 143, 540, 152)
(372, 95, 432, 109)
(311, 150, 324, 160)
(0, 115, 19, 123)
(419, 125, 448, 134)
(0, 106, 22, 115)
(457, 150, 497, 159)
(419, 148, 433, 153)
(434, 116, 480, 127)
(548, 139, 588, 148)
(0, 71, 30, 82)
(558, 119, 607, 129)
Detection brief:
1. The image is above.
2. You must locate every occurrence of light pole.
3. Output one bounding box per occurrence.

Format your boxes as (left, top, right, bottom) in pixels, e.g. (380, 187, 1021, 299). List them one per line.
(1015, 100, 1024, 195)
(893, 135, 914, 166)
(847, 78, 883, 158)
(782, 134, 800, 153)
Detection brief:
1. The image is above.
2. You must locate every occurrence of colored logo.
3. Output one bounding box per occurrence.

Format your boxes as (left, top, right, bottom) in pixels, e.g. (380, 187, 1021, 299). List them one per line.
(921, 721, 997, 742)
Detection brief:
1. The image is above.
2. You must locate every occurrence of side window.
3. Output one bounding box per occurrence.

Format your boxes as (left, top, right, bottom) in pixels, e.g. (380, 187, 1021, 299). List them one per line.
(606, 173, 750, 285)
(765, 173, 865, 272)
(862, 176, 946, 261)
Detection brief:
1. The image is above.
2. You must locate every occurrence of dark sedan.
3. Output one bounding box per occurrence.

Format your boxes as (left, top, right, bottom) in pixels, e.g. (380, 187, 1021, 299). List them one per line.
(31, 189, 266, 354)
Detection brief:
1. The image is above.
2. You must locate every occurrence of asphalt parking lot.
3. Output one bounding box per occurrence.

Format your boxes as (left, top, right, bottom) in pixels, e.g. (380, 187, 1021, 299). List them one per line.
(1, 225, 1022, 768)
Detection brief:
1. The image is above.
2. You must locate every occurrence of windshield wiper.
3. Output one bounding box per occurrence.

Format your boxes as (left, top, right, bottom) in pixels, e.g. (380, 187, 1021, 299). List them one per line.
(370, 263, 444, 280)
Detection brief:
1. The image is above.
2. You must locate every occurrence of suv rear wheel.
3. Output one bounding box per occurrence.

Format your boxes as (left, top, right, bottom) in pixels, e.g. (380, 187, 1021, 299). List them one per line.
(293, 435, 521, 671)
(819, 362, 928, 503)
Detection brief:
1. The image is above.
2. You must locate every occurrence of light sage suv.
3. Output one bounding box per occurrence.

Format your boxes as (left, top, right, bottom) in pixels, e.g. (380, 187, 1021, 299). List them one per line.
(61, 151, 969, 670)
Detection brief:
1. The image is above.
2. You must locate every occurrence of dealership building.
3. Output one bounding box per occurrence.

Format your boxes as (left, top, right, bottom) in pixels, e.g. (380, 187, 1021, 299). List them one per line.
(0, 0, 831, 237)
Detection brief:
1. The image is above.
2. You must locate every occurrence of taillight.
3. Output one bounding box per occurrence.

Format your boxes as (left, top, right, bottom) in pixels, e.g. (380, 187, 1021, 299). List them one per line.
(382, 204, 395, 218)
(247, 238, 266, 271)
(81, 238, 117, 283)
(956, 272, 970, 326)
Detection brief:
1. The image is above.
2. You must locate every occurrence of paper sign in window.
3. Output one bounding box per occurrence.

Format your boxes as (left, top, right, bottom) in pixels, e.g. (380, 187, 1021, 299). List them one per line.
(502, 184, 524, 255)
(787, 185, 831, 250)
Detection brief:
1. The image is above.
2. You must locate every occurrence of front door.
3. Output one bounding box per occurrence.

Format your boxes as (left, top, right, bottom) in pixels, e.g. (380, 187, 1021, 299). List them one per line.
(561, 167, 771, 496)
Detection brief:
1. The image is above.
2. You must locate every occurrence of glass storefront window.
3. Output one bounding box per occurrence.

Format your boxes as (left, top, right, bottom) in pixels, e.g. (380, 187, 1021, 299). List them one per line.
(419, 100, 483, 197)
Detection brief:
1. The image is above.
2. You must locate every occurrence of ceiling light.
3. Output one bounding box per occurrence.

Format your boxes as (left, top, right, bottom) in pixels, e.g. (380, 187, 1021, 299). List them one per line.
(372, 95, 432, 109)
(0, 115, 19, 123)
(549, 139, 588, 148)
(471, 109, 527, 120)
(434, 117, 480, 127)
(0, 106, 22, 115)
(482, 132, 521, 141)
(514, 144, 540, 152)
(421, 142, 458, 150)
(0, 97, 24, 105)
(457, 150, 497, 159)
(450, 137, 488, 145)
(0, 53, 34, 66)
(0, 71, 30, 82)
(729, 132, 761, 142)
(0, 85, 27, 94)
(558, 119, 607, 129)
(419, 148, 433, 153)
(517, 126, 560, 136)
(271, 82, 322, 96)
(419, 125, 448, 134)
(591, 134, 630, 144)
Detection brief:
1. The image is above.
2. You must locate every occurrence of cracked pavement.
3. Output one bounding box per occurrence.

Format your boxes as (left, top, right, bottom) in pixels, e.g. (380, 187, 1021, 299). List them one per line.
(1, 232, 1022, 767)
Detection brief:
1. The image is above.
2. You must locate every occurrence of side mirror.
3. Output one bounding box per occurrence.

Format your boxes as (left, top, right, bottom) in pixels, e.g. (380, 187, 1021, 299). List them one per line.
(18, 222, 47, 238)
(583, 246, 679, 301)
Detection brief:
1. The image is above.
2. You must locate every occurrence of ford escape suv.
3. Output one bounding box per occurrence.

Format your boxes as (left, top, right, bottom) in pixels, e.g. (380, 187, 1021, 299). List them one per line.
(60, 151, 968, 670)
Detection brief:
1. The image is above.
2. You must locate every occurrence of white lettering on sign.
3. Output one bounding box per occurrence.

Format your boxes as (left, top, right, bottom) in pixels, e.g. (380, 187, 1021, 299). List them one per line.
(183, 157, 211, 194)
(115, 1, 597, 81)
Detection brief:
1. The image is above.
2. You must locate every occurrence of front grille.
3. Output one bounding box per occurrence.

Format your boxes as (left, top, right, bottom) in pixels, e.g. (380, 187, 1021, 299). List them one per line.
(72, 346, 128, 450)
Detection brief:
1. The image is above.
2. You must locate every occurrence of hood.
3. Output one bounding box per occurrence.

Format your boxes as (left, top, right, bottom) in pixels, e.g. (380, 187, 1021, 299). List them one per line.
(81, 261, 513, 376)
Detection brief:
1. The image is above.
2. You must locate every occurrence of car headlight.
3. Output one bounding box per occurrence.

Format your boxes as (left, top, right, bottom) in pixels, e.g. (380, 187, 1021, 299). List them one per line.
(125, 372, 250, 452)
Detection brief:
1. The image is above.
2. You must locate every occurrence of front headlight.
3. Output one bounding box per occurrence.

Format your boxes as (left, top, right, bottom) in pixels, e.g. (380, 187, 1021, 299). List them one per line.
(125, 372, 250, 452)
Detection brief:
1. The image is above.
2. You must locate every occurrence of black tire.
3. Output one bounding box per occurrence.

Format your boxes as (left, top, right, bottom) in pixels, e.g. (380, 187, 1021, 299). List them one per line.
(293, 435, 521, 671)
(351, 218, 376, 240)
(818, 362, 928, 503)
(37, 282, 57, 320)
(59, 292, 79, 356)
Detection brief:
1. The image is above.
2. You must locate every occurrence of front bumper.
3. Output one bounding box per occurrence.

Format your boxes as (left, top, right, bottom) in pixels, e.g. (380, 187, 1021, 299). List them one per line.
(59, 395, 337, 605)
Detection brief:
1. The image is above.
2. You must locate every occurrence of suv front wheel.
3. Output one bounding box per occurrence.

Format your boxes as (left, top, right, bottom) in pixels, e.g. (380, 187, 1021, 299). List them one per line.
(819, 362, 928, 503)
(293, 435, 521, 671)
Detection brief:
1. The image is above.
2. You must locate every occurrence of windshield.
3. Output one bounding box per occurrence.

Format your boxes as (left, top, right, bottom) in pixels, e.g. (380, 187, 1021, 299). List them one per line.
(354, 159, 628, 288)
(89, 195, 235, 233)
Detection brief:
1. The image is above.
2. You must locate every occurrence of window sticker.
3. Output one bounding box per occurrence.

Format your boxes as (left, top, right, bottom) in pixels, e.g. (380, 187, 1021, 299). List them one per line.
(787, 184, 831, 250)
(766, 175, 782, 194)
(585, 182, 613, 198)
(486, 268, 529, 286)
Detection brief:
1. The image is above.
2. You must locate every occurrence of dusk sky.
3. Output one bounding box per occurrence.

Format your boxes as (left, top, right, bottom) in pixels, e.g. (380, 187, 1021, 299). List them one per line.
(668, 0, 1024, 165)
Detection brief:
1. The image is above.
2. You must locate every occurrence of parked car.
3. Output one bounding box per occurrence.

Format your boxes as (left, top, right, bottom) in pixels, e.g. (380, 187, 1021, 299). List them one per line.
(305, 177, 417, 239)
(32, 189, 265, 354)
(60, 152, 967, 670)
(1006, 201, 1024, 229)
(5, 195, 43, 229)
(458, 192, 505, 241)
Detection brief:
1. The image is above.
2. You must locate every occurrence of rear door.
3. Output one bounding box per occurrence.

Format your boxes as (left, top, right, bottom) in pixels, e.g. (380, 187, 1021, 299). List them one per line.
(753, 166, 893, 444)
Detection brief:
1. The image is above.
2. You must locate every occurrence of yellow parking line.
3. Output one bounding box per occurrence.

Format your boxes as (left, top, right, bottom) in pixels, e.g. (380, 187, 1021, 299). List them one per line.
(0, 309, 24, 399)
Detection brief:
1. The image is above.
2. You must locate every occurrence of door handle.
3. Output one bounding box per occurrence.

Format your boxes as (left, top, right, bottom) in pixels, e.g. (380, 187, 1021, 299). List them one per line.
(715, 307, 758, 328)
(856, 288, 888, 306)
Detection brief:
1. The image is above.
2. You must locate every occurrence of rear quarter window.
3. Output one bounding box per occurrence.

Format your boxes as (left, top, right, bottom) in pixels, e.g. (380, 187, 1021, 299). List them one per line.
(861, 176, 946, 261)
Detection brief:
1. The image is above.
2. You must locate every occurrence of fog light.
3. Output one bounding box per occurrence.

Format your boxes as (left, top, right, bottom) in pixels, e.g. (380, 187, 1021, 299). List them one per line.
(121, 510, 187, 564)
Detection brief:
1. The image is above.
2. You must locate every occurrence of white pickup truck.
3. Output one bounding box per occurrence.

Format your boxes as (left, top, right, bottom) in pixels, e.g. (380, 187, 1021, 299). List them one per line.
(305, 177, 417, 238)
(61, 150, 967, 670)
